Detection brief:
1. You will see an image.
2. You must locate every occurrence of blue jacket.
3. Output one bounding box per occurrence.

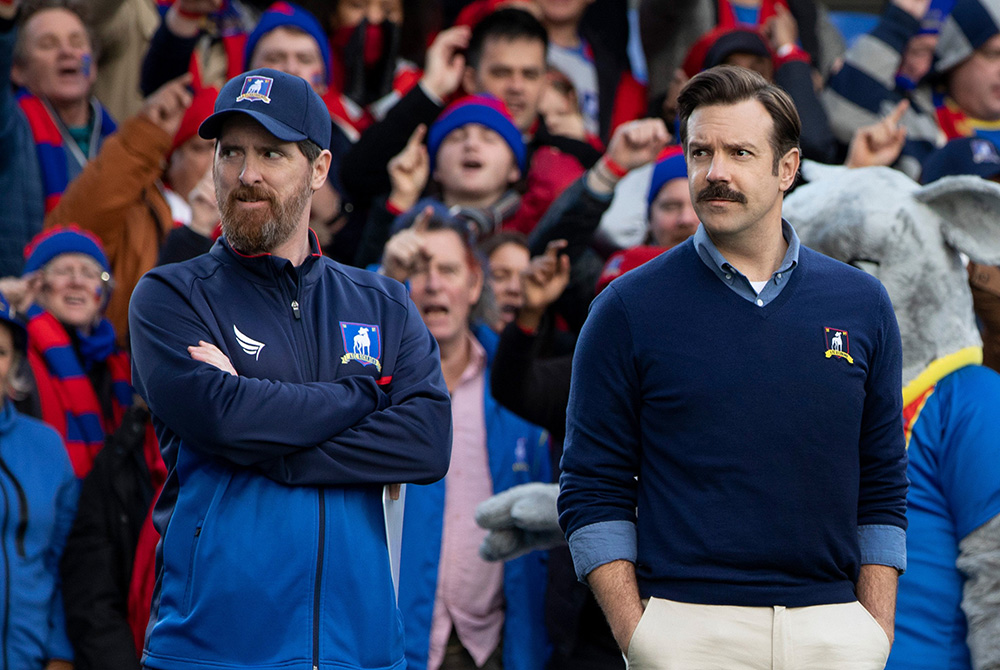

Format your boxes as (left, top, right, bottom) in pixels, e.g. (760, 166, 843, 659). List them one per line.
(398, 332, 551, 670)
(129, 237, 452, 670)
(0, 24, 44, 277)
(889, 363, 1000, 670)
(0, 400, 78, 670)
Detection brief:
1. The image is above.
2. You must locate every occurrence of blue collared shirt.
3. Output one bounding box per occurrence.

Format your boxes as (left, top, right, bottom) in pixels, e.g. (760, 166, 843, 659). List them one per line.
(692, 219, 800, 307)
(568, 219, 906, 581)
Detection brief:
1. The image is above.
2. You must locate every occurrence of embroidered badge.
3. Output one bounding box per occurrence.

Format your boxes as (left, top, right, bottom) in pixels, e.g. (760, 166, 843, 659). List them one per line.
(236, 75, 273, 103)
(340, 322, 382, 372)
(233, 324, 265, 360)
(512, 438, 529, 472)
(971, 138, 1000, 165)
(824, 327, 854, 364)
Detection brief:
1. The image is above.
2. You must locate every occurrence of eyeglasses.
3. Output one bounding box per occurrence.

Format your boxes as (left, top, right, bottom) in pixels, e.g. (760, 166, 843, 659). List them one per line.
(44, 263, 110, 284)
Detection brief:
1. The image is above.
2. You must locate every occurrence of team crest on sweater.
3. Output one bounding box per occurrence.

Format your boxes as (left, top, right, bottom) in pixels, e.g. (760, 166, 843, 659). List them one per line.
(236, 76, 273, 103)
(823, 327, 854, 364)
(340, 322, 382, 372)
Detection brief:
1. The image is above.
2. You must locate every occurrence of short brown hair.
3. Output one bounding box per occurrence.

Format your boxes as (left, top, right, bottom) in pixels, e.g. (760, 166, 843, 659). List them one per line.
(14, 0, 93, 67)
(677, 65, 800, 175)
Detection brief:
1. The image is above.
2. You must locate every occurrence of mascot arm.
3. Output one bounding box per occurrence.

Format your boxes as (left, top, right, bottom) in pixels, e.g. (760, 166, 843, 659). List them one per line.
(476, 483, 564, 562)
(957, 513, 1000, 670)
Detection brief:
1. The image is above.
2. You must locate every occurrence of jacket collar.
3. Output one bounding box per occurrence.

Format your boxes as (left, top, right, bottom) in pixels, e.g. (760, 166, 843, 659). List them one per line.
(211, 229, 326, 285)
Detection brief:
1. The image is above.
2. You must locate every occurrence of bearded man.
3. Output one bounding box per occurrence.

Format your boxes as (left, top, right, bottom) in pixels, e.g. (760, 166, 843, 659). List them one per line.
(127, 67, 452, 670)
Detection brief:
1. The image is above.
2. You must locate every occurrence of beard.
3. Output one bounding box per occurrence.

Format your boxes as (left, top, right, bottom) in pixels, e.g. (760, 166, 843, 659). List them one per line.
(218, 176, 312, 256)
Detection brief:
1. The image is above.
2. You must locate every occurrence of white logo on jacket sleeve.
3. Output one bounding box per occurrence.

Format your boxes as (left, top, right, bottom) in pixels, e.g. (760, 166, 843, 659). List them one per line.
(233, 325, 265, 360)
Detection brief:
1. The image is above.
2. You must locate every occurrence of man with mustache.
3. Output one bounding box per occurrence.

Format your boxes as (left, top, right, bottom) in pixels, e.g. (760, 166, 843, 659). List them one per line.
(128, 68, 452, 670)
(558, 66, 909, 670)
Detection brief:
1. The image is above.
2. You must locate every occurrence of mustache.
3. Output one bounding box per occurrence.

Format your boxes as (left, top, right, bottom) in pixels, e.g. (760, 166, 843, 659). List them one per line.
(697, 182, 747, 204)
(227, 184, 277, 206)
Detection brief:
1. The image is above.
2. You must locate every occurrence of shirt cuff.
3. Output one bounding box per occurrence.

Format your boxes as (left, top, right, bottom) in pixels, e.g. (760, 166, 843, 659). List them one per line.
(418, 80, 444, 106)
(567, 520, 637, 581)
(858, 523, 907, 573)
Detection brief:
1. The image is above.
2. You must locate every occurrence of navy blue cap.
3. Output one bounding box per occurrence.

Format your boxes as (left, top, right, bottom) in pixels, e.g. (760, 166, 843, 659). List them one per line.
(703, 29, 771, 70)
(921, 136, 1000, 183)
(199, 68, 332, 149)
(0, 291, 26, 353)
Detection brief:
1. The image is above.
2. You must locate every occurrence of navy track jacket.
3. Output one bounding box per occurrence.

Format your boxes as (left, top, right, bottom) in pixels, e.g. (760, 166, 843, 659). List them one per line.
(129, 237, 452, 670)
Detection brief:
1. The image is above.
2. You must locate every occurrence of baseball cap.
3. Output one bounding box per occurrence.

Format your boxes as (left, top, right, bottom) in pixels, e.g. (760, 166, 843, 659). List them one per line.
(920, 136, 1000, 183)
(199, 67, 332, 149)
(683, 26, 772, 78)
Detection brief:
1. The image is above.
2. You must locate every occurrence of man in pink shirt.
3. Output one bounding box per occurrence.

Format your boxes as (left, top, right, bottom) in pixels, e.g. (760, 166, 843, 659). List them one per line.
(384, 217, 551, 670)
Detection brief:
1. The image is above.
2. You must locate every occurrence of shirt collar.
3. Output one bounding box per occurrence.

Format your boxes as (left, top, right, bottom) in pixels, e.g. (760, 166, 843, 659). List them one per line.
(693, 218, 800, 282)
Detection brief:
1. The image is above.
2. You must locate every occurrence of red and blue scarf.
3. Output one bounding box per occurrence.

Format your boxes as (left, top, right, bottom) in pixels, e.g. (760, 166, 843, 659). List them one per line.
(16, 91, 116, 213)
(25, 306, 133, 478)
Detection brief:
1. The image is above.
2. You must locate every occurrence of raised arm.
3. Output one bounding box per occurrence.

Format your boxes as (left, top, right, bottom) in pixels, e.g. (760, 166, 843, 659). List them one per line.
(823, 0, 929, 146)
(45, 76, 192, 245)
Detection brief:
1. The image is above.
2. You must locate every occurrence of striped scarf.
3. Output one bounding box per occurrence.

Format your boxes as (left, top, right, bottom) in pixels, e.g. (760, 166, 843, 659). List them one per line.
(26, 307, 133, 478)
(16, 91, 116, 213)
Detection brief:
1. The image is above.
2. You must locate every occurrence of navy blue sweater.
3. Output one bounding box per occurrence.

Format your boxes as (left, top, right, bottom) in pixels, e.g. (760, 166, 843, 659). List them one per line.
(558, 239, 908, 608)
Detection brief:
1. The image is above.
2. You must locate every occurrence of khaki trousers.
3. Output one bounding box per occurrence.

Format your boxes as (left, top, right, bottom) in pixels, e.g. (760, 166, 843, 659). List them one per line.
(626, 598, 891, 670)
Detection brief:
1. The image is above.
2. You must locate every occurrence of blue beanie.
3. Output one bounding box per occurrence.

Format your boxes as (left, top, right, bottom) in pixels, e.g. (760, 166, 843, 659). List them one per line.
(23, 226, 111, 276)
(0, 290, 26, 352)
(647, 147, 688, 210)
(427, 95, 527, 173)
(245, 2, 332, 82)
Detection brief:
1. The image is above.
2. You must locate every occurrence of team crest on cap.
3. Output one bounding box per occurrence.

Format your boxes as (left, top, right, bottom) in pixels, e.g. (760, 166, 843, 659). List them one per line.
(340, 322, 382, 371)
(971, 139, 1000, 165)
(823, 327, 853, 364)
(236, 75, 273, 104)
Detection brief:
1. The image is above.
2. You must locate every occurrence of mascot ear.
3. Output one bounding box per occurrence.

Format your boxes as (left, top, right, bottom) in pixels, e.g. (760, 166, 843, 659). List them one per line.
(915, 176, 1000, 265)
(799, 160, 850, 185)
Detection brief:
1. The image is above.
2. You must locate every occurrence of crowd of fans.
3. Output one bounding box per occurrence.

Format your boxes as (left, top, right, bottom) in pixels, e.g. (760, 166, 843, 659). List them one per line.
(0, 0, 998, 669)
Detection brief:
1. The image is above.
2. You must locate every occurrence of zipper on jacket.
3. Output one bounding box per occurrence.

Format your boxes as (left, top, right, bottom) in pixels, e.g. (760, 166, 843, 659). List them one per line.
(313, 489, 325, 670)
(183, 521, 203, 614)
(291, 299, 301, 319)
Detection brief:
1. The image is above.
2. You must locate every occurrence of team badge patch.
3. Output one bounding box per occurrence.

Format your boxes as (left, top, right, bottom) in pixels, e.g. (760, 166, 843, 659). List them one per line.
(971, 138, 1000, 165)
(824, 327, 854, 364)
(236, 75, 273, 103)
(340, 322, 382, 371)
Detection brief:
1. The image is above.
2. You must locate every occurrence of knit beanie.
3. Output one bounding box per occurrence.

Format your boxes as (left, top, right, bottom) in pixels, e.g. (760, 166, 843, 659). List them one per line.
(647, 146, 688, 209)
(935, 0, 1000, 72)
(244, 2, 332, 81)
(23, 226, 111, 276)
(170, 87, 219, 156)
(427, 95, 527, 173)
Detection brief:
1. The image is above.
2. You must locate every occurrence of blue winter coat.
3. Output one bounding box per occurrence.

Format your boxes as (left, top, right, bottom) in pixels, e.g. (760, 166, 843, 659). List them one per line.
(0, 399, 78, 670)
(398, 332, 551, 670)
(129, 238, 452, 670)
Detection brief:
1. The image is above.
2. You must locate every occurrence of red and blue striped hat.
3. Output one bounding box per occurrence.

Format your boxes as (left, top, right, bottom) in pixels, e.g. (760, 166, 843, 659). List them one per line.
(647, 146, 688, 209)
(23, 226, 111, 276)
